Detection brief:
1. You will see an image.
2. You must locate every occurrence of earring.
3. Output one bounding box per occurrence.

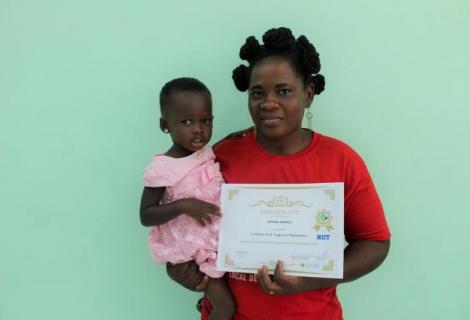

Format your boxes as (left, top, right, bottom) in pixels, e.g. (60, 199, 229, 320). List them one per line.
(305, 108, 313, 129)
(163, 128, 169, 133)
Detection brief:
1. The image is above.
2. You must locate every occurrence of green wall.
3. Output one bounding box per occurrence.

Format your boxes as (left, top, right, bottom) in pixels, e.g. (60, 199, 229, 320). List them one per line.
(1, 0, 469, 319)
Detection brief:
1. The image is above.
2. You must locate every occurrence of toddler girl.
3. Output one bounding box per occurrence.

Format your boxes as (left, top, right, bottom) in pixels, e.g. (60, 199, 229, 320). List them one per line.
(139, 77, 235, 320)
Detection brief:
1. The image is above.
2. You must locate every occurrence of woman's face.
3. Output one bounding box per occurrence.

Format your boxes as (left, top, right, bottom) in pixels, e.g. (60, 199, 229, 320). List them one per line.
(248, 56, 314, 141)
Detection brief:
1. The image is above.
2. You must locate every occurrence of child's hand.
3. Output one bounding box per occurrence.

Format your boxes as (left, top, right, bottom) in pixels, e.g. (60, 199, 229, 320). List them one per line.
(177, 198, 221, 226)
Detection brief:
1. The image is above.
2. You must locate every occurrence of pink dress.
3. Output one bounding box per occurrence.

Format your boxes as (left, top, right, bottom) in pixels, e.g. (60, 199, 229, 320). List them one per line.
(143, 145, 224, 278)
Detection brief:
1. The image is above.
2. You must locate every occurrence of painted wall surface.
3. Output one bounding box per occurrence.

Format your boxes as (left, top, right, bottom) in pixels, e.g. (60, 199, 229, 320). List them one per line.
(1, 1, 469, 319)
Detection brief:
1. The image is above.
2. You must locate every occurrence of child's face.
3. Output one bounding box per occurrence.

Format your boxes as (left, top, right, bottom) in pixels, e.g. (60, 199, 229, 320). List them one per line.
(161, 91, 213, 156)
(248, 56, 313, 141)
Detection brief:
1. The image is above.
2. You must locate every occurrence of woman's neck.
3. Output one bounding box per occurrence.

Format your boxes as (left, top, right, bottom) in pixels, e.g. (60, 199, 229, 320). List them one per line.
(256, 128, 312, 155)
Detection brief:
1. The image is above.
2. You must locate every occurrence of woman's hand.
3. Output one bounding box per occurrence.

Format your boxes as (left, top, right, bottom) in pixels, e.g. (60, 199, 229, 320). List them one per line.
(256, 240, 390, 295)
(177, 198, 221, 226)
(256, 261, 337, 295)
(166, 261, 209, 292)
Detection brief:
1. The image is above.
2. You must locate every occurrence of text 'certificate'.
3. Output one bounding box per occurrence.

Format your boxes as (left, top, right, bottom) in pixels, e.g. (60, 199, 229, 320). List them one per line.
(217, 183, 344, 278)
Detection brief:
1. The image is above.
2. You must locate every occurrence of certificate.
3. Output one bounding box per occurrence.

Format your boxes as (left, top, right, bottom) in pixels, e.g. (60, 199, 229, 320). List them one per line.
(216, 183, 344, 278)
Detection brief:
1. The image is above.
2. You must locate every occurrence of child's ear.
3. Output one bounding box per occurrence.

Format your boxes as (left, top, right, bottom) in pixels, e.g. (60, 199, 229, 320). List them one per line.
(160, 118, 169, 133)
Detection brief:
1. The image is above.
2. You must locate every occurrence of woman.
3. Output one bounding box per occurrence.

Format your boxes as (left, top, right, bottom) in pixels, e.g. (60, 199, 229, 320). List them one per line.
(167, 27, 391, 320)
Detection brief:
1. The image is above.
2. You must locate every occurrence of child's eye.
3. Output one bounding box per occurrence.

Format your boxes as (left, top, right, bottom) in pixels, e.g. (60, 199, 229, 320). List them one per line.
(181, 119, 192, 126)
(201, 118, 213, 125)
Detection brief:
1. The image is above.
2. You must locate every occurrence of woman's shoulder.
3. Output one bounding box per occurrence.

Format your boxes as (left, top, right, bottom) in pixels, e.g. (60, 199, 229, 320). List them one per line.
(315, 132, 363, 158)
(309, 132, 371, 173)
(213, 127, 254, 156)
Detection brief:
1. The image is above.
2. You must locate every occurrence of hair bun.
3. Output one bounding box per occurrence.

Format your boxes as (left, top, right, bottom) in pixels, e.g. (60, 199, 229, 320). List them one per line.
(263, 27, 295, 51)
(312, 74, 325, 95)
(232, 64, 250, 91)
(296, 35, 321, 74)
(232, 27, 326, 94)
(239, 36, 262, 62)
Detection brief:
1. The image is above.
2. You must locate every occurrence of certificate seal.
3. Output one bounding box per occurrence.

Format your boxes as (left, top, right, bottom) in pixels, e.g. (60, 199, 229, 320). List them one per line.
(314, 209, 334, 232)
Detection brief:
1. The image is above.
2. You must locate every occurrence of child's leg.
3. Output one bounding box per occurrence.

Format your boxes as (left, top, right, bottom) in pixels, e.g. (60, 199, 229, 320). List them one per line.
(205, 277, 236, 320)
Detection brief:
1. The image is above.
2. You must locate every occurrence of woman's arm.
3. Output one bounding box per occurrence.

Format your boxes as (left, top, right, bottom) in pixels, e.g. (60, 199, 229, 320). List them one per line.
(165, 240, 390, 295)
(257, 239, 390, 294)
(139, 187, 221, 227)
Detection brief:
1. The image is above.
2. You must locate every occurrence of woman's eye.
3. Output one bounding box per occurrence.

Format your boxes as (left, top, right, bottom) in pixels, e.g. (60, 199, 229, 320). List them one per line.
(250, 91, 263, 99)
(278, 88, 291, 96)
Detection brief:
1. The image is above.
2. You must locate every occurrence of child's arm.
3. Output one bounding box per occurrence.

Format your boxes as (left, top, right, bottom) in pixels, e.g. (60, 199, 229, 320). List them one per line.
(139, 187, 221, 227)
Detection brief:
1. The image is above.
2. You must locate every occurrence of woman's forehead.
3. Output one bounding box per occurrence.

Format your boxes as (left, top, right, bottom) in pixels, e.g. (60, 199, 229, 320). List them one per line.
(250, 57, 302, 86)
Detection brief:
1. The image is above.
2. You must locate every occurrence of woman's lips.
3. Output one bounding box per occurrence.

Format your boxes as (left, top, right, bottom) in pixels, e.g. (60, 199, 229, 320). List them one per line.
(259, 116, 282, 126)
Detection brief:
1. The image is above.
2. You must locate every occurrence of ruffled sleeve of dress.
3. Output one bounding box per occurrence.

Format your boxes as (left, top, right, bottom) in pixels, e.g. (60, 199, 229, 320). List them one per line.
(142, 145, 216, 188)
(142, 154, 186, 188)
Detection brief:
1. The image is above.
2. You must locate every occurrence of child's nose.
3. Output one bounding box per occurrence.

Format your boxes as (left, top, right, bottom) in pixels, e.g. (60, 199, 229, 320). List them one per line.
(192, 122, 203, 133)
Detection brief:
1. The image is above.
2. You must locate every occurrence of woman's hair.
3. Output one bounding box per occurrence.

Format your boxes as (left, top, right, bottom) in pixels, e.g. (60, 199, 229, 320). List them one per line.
(159, 77, 211, 116)
(232, 27, 325, 95)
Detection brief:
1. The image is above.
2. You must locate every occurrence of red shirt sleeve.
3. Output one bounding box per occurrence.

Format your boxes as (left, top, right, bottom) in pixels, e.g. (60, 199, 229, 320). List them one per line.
(344, 148, 391, 241)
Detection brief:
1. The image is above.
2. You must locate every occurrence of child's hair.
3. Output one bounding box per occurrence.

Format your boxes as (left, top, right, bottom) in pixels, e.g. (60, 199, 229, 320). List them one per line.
(159, 77, 211, 117)
(232, 27, 325, 94)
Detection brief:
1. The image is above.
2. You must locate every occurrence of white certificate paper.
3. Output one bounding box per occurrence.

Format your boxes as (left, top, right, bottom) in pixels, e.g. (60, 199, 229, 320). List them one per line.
(216, 183, 344, 278)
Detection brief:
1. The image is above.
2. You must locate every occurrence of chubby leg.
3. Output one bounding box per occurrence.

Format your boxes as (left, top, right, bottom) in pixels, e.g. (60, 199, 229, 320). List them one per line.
(205, 277, 236, 320)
